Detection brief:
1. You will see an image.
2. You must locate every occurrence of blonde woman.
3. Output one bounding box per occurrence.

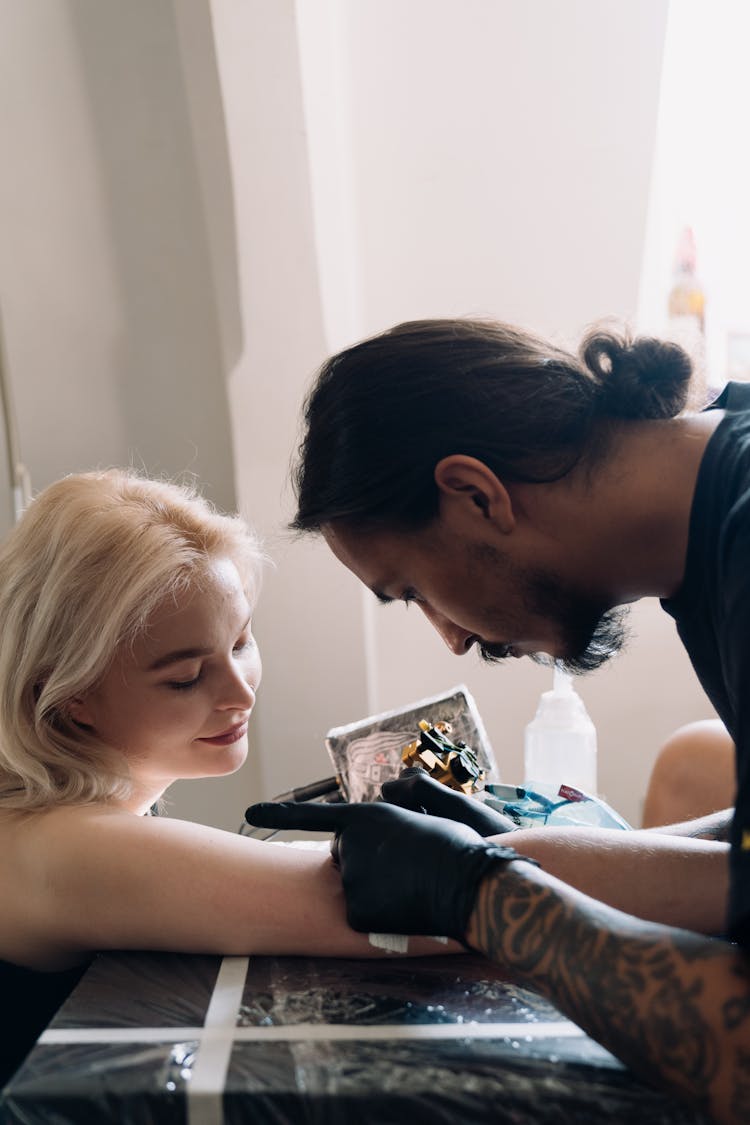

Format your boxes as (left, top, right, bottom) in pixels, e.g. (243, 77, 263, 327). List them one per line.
(0, 470, 449, 1084)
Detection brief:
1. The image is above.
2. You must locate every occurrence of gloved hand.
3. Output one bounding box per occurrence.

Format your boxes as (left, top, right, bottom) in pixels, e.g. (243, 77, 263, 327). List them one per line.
(245, 800, 536, 942)
(381, 767, 516, 835)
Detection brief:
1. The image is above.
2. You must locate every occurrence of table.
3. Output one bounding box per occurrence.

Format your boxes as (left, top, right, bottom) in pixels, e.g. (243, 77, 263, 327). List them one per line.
(0, 948, 708, 1124)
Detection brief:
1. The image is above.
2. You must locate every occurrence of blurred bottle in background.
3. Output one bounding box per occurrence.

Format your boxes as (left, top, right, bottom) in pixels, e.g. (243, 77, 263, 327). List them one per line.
(523, 667, 597, 795)
(668, 225, 705, 332)
(667, 225, 708, 403)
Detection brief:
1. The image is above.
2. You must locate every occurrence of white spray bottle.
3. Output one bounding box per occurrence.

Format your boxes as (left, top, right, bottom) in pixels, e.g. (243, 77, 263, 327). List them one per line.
(523, 666, 597, 795)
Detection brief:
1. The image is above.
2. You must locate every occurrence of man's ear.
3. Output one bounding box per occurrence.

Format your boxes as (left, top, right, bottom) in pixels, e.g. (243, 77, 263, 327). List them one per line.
(434, 455, 515, 533)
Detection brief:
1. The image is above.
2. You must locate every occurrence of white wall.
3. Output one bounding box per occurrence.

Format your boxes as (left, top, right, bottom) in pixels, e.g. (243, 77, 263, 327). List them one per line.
(0, 1, 716, 829)
(224, 0, 714, 826)
(638, 1, 750, 388)
(0, 0, 236, 505)
(0, 0, 253, 827)
(208, 0, 371, 810)
(0, 327, 15, 538)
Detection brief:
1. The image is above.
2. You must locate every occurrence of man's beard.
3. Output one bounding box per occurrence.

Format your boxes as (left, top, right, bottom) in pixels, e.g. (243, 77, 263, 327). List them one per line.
(474, 553, 629, 675)
(537, 604, 628, 674)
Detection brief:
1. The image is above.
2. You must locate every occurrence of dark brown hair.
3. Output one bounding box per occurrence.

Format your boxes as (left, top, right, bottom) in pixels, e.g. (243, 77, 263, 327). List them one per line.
(293, 317, 693, 532)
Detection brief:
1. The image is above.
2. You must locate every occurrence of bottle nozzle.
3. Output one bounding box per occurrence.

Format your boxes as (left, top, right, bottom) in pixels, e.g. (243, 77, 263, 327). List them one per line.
(553, 665, 573, 694)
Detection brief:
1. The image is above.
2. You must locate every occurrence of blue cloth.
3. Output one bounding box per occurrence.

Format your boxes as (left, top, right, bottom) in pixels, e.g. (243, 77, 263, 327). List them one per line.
(662, 380, 750, 946)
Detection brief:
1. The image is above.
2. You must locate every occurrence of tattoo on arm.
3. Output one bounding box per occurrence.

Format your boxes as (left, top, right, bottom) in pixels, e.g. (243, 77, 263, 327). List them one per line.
(697, 809, 732, 842)
(469, 865, 750, 1121)
(646, 808, 733, 842)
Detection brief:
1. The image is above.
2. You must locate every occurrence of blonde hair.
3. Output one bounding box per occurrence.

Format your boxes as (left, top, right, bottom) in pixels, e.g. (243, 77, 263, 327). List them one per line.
(0, 470, 263, 810)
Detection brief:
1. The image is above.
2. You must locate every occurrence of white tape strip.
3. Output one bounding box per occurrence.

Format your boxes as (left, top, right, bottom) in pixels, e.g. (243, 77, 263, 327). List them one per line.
(39, 1027, 206, 1044)
(40, 1018, 582, 1045)
(233, 1020, 583, 1042)
(368, 933, 449, 952)
(202, 957, 250, 1031)
(187, 955, 249, 1125)
(368, 932, 410, 954)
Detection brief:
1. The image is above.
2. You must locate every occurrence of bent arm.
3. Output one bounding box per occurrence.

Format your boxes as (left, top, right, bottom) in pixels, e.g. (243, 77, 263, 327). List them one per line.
(466, 863, 749, 1125)
(243, 798, 747, 1120)
(486, 824, 729, 935)
(31, 812, 452, 963)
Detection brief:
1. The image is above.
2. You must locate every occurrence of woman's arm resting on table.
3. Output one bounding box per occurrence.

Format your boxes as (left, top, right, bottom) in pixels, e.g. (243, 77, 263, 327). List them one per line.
(20, 808, 457, 964)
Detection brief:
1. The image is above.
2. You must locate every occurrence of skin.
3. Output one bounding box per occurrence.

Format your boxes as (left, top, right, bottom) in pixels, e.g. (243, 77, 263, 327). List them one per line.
(0, 557, 451, 971)
(465, 862, 748, 1124)
(68, 556, 262, 814)
(319, 407, 750, 1121)
(482, 823, 730, 935)
(322, 412, 725, 664)
(643, 720, 736, 829)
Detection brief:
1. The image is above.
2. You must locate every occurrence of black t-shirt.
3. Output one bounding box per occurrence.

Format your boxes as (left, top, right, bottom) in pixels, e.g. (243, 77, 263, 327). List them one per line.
(661, 380, 750, 946)
(0, 958, 87, 1088)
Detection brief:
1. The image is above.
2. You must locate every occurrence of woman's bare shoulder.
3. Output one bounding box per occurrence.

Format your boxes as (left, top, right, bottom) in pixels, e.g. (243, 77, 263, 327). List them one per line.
(0, 804, 159, 966)
(0, 806, 240, 952)
(5, 802, 232, 842)
(6, 803, 271, 893)
(0, 802, 200, 859)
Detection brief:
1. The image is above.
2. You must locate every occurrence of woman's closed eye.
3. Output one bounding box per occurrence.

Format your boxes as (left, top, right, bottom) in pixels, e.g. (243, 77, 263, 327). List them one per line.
(166, 636, 255, 689)
(167, 671, 203, 691)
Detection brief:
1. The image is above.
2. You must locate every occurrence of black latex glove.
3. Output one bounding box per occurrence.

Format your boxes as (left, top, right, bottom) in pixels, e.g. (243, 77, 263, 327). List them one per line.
(245, 800, 535, 942)
(381, 767, 516, 835)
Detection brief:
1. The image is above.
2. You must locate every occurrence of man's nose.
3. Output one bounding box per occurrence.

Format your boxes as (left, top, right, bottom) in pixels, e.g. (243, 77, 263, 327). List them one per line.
(419, 604, 477, 655)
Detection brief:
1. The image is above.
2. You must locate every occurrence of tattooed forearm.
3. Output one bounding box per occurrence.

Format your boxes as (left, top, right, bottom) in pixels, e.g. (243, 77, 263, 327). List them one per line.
(466, 863, 750, 1124)
(645, 808, 734, 842)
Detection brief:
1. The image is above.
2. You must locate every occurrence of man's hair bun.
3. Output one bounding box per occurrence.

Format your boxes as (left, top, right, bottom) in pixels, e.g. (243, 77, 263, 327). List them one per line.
(580, 329, 693, 420)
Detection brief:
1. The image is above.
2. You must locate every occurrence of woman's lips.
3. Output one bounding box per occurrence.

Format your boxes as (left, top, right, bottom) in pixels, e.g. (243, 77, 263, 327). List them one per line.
(197, 720, 249, 747)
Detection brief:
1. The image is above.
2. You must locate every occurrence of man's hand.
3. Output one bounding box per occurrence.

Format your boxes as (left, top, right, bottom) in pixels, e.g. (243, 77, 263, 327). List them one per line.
(381, 767, 516, 835)
(245, 800, 532, 941)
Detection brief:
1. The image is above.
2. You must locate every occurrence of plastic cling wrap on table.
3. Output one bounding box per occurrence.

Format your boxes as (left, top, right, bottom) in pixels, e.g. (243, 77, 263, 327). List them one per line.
(0, 949, 708, 1124)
